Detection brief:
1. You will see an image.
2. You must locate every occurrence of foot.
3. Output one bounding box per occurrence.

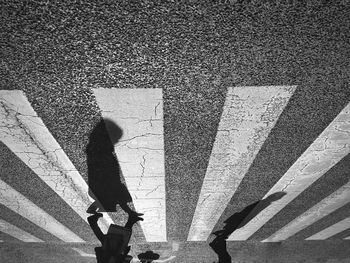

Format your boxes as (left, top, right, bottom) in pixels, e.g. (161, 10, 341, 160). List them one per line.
(129, 215, 144, 224)
(129, 210, 144, 217)
(88, 212, 103, 220)
(86, 202, 99, 214)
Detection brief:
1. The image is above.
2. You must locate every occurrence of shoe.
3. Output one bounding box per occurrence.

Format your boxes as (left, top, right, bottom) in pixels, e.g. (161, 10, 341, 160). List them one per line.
(89, 212, 103, 220)
(129, 215, 144, 224)
(129, 211, 144, 217)
(87, 202, 99, 214)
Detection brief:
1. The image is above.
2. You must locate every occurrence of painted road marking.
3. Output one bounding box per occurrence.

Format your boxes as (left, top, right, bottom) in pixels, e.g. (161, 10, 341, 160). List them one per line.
(93, 88, 166, 242)
(0, 179, 84, 242)
(263, 181, 350, 242)
(306, 217, 350, 240)
(72, 248, 176, 262)
(187, 86, 296, 241)
(0, 219, 44, 242)
(0, 90, 113, 233)
(229, 102, 350, 241)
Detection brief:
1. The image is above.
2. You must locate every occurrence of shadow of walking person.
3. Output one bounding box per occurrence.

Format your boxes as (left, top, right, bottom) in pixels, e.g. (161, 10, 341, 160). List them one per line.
(86, 118, 142, 217)
(210, 192, 287, 263)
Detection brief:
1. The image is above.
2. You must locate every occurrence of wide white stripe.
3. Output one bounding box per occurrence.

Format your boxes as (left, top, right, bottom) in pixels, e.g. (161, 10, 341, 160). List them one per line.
(229, 102, 350, 241)
(0, 90, 113, 233)
(306, 217, 350, 240)
(263, 181, 350, 242)
(345, 236, 350, 240)
(0, 179, 84, 242)
(0, 219, 43, 242)
(187, 86, 296, 241)
(93, 88, 166, 242)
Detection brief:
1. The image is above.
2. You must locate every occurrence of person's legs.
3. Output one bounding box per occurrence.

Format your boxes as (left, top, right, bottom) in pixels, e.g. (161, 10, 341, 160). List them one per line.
(87, 213, 105, 243)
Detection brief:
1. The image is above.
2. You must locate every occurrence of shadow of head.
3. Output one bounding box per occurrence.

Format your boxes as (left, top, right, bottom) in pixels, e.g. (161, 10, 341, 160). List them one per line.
(103, 118, 123, 145)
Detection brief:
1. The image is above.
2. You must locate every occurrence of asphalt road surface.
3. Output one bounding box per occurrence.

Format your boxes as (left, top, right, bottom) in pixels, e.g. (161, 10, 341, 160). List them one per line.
(1, 1, 350, 263)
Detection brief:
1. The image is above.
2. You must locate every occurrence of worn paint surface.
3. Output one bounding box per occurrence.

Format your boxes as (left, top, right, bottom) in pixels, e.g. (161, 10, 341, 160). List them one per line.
(0, 90, 113, 233)
(0, 179, 84, 242)
(230, 102, 350, 241)
(0, 219, 43, 242)
(187, 86, 296, 241)
(264, 181, 350, 242)
(93, 88, 166, 242)
(306, 217, 350, 240)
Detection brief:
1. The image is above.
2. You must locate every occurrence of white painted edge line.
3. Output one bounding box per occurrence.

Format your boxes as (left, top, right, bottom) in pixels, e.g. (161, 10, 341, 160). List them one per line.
(263, 181, 350, 242)
(0, 90, 113, 233)
(93, 88, 166, 242)
(306, 217, 350, 240)
(344, 236, 350, 240)
(72, 247, 95, 257)
(0, 219, 44, 242)
(229, 102, 350, 241)
(187, 86, 296, 241)
(72, 248, 176, 262)
(0, 179, 84, 242)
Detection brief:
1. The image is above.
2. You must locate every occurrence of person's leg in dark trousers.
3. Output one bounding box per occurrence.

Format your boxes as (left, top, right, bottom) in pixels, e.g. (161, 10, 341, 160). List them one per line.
(87, 213, 105, 244)
(122, 213, 144, 256)
(210, 237, 232, 263)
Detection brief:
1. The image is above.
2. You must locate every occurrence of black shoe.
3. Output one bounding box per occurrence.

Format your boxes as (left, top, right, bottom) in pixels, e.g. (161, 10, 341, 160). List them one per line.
(129, 211, 144, 217)
(87, 202, 99, 214)
(88, 212, 103, 222)
(130, 215, 144, 224)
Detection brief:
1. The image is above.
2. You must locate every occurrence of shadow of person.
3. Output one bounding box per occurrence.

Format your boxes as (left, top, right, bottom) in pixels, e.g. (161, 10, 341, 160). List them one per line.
(138, 250, 160, 263)
(88, 212, 143, 263)
(86, 118, 142, 217)
(210, 192, 287, 263)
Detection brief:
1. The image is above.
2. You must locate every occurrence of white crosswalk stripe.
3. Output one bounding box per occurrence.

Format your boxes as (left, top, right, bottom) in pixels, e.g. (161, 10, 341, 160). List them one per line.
(263, 180, 350, 242)
(305, 217, 350, 240)
(93, 88, 167, 242)
(0, 219, 43, 242)
(0, 90, 113, 234)
(229, 102, 350, 241)
(187, 86, 296, 241)
(0, 179, 84, 242)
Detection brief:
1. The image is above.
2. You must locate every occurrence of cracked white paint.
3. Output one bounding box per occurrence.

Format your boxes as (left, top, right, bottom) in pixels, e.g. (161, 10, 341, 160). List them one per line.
(93, 88, 166, 242)
(305, 217, 350, 240)
(263, 180, 350, 242)
(187, 86, 296, 241)
(0, 90, 113, 234)
(229, 102, 350, 241)
(0, 219, 43, 242)
(0, 179, 84, 242)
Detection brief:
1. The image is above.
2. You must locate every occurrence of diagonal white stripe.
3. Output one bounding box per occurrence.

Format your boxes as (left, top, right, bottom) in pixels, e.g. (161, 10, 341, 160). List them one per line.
(0, 179, 84, 242)
(0, 219, 44, 242)
(229, 102, 350, 241)
(263, 181, 350, 242)
(93, 88, 166, 242)
(187, 86, 296, 241)
(0, 90, 113, 233)
(306, 217, 350, 240)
